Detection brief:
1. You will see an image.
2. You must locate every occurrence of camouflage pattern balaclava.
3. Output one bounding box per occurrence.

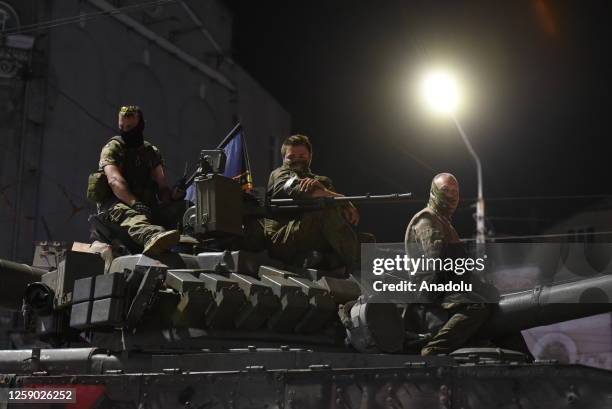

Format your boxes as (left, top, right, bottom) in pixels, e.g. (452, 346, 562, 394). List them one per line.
(427, 173, 459, 219)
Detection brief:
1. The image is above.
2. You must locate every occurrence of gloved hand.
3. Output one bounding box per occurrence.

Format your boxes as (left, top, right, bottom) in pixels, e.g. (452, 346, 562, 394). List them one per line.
(131, 201, 152, 219)
(171, 178, 187, 201)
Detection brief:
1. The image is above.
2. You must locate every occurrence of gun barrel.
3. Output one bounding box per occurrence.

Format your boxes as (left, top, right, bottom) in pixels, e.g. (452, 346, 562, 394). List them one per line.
(0, 259, 47, 310)
(480, 274, 612, 338)
(269, 192, 413, 209)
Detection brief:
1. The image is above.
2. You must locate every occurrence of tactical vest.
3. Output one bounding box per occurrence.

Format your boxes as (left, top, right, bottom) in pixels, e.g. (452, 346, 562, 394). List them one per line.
(87, 136, 161, 205)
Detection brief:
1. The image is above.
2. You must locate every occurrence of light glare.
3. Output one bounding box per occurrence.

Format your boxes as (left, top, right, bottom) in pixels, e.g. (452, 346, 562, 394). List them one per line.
(422, 70, 460, 115)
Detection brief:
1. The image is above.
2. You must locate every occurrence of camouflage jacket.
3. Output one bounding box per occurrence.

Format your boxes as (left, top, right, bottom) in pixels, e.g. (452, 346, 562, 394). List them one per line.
(267, 164, 334, 200)
(405, 207, 482, 305)
(99, 136, 164, 207)
(266, 164, 335, 230)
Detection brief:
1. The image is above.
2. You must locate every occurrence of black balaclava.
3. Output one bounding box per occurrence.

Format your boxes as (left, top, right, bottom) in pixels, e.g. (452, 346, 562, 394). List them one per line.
(119, 106, 145, 148)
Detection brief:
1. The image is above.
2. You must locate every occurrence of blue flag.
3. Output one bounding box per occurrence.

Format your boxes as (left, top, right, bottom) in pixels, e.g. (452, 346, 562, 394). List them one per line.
(223, 131, 246, 182)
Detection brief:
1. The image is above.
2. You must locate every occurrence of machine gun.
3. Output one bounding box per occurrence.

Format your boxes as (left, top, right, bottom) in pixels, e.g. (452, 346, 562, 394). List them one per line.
(268, 194, 413, 212)
(182, 149, 413, 238)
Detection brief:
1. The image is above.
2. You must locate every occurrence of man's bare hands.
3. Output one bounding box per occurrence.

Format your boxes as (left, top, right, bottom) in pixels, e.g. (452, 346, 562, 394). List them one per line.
(295, 176, 359, 224)
(343, 203, 360, 226)
(298, 177, 326, 193)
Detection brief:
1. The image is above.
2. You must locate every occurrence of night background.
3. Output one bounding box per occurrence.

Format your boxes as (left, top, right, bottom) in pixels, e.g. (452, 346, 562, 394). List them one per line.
(226, 0, 610, 242)
(1, 0, 612, 375)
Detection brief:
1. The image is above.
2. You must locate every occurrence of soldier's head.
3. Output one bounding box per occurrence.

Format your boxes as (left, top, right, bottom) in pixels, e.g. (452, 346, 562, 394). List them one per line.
(281, 134, 312, 172)
(428, 173, 460, 218)
(118, 105, 145, 147)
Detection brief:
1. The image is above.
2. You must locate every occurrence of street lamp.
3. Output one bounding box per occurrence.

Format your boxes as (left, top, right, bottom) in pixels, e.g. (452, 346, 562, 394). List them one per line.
(420, 69, 486, 245)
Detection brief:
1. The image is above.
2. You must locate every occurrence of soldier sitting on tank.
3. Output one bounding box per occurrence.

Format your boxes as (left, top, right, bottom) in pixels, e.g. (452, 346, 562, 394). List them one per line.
(265, 134, 361, 272)
(404, 173, 489, 356)
(93, 106, 186, 256)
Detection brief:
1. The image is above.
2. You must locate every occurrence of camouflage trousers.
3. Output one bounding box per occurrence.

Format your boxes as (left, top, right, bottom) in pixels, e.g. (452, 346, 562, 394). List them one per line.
(107, 201, 186, 247)
(264, 206, 359, 268)
(420, 303, 489, 356)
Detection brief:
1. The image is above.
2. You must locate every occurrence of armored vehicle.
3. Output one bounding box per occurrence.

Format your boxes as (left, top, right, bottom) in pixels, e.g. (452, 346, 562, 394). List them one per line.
(0, 150, 611, 408)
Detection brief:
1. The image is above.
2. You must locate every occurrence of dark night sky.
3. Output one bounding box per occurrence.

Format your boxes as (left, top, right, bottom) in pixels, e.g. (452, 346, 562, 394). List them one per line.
(225, 0, 611, 242)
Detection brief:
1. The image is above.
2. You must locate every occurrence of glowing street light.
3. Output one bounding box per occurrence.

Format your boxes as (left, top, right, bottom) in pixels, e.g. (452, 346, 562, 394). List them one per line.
(422, 70, 460, 115)
(420, 69, 486, 245)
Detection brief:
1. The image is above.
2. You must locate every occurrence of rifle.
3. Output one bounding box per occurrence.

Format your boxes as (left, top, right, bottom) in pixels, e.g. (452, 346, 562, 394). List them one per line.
(267, 193, 414, 212)
(173, 162, 190, 193)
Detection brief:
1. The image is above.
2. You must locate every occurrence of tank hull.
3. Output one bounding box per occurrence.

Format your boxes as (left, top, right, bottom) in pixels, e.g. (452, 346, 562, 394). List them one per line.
(0, 347, 610, 409)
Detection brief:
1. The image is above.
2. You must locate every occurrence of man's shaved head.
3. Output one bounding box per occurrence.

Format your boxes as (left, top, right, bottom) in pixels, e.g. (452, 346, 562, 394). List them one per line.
(429, 173, 460, 218)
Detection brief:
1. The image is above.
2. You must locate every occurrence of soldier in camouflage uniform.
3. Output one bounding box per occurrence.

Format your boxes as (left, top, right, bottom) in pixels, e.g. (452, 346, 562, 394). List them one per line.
(404, 173, 489, 356)
(98, 106, 185, 256)
(266, 135, 359, 271)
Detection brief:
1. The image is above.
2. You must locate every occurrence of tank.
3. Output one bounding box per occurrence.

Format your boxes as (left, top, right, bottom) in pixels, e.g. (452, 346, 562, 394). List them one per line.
(1, 249, 612, 409)
(0, 152, 611, 408)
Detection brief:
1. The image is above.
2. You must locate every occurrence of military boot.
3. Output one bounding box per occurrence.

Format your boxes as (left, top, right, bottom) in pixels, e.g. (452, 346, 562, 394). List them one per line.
(143, 230, 180, 256)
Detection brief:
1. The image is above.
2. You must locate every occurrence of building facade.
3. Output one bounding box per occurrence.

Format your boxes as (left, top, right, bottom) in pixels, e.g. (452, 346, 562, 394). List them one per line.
(523, 201, 612, 370)
(0, 0, 290, 263)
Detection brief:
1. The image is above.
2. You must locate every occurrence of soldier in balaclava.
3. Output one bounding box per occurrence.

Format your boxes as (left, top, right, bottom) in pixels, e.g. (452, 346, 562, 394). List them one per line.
(95, 106, 185, 255)
(405, 173, 489, 356)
